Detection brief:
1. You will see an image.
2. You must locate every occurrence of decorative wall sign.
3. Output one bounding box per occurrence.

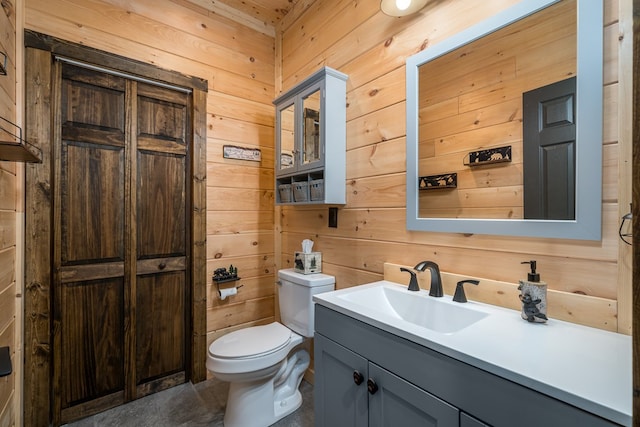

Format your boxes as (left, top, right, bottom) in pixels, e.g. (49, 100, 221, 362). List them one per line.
(465, 145, 512, 166)
(419, 173, 457, 190)
(223, 145, 262, 162)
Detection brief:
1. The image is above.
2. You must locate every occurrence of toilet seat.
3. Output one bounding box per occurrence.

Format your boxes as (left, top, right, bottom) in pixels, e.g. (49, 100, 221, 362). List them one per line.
(209, 322, 292, 359)
(207, 322, 304, 375)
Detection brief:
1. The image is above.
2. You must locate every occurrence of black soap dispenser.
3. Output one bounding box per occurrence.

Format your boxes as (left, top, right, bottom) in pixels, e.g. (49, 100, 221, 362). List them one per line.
(518, 260, 548, 323)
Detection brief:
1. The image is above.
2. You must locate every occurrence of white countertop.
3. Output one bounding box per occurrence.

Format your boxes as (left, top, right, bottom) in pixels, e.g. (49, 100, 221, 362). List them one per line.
(313, 281, 632, 426)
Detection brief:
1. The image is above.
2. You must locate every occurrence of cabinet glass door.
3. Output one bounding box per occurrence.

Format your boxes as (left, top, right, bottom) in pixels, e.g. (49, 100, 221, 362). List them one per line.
(302, 89, 321, 167)
(279, 102, 295, 172)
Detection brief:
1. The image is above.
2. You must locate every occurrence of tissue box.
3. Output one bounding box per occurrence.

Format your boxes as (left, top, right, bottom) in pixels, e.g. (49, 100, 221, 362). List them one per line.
(294, 251, 322, 274)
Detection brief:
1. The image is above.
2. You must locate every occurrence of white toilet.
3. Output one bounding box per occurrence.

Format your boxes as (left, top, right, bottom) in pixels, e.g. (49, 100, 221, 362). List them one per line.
(207, 268, 335, 427)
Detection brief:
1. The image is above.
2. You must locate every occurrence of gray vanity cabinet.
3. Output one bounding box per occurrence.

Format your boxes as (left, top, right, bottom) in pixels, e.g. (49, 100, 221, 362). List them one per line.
(314, 305, 618, 427)
(314, 333, 459, 426)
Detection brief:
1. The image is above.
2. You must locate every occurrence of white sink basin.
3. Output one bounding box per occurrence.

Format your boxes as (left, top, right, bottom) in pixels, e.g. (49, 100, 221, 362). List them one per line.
(334, 282, 489, 334)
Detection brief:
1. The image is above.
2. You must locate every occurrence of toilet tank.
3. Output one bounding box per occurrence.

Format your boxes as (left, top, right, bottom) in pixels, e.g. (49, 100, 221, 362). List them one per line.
(278, 269, 335, 337)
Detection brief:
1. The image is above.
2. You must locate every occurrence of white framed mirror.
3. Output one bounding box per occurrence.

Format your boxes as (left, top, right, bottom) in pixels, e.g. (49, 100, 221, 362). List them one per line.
(406, 0, 603, 240)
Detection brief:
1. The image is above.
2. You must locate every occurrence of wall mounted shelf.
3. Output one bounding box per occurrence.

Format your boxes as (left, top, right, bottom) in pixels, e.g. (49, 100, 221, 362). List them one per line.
(464, 146, 511, 167)
(419, 173, 457, 190)
(0, 116, 42, 163)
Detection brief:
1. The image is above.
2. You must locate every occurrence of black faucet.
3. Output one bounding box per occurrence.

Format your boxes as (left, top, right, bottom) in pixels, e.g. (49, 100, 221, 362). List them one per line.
(453, 279, 479, 303)
(400, 267, 420, 291)
(413, 261, 443, 297)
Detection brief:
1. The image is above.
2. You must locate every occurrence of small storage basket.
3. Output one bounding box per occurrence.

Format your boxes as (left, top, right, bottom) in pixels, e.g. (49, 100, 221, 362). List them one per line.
(309, 179, 324, 201)
(278, 184, 292, 203)
(293, 182, 309, 202)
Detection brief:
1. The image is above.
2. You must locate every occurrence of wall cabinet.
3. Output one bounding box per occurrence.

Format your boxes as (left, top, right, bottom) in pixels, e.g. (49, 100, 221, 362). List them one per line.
(314, 305, 617, 427)
(273, 67, 347, 205)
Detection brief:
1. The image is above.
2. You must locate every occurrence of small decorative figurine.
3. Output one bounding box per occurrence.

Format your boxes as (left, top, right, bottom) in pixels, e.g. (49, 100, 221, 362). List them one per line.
(213, 266, 239, 283)
(519, 293, 549, 323)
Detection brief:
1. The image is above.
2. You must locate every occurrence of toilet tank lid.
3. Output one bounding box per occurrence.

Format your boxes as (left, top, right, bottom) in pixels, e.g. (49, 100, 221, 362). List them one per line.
(278, 269, 335, 287)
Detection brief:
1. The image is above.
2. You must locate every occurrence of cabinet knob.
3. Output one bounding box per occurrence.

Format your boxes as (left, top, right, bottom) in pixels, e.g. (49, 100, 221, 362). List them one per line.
(367, 378, 378, 395)
(353, 370, 364, 385)
(158, 262, 166, 270)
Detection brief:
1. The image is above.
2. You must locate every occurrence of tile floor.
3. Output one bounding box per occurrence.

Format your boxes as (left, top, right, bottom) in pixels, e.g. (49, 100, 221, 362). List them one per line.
(65, 378, 314, 427)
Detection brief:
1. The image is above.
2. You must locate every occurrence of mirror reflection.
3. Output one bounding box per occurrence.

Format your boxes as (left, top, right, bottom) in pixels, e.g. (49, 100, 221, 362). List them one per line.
(302, 90, 321, 166)
(418, 0, 576, 220)
(279, 103, 295, 170)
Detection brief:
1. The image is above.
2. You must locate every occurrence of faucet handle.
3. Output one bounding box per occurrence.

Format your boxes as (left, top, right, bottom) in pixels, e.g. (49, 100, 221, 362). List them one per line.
(453, 279, 479, 303)
(400, 267, 420, 292)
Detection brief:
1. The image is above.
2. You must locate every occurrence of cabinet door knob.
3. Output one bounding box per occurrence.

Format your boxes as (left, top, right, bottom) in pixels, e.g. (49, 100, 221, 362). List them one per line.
(367, 378, 378, 395)
(353, 370, 364, 385)
(158, 262, 166, 270)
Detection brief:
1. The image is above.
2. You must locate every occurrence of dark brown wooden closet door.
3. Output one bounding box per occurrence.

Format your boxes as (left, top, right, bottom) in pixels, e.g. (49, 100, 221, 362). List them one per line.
(134, 83, 190, 395)
(53, 65, 191, 423)
(55, 64, 128, 419)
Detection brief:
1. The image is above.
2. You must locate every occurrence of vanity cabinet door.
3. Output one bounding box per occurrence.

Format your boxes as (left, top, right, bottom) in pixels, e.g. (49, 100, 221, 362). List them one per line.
(315, 332, 460, 427)
(368, 363, 459, 427)
(314, 333, 368, 427)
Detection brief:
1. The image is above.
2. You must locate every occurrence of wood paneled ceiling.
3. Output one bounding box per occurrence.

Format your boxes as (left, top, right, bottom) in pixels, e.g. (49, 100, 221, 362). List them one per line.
(218, 0, 298, 25)
(183, 0, 302, 35)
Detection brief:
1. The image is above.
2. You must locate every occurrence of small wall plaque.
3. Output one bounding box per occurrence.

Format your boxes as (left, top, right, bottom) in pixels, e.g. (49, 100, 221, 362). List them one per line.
(465, 145, 511, 166)
(223, 145, 262, 162)
(419, 173, 457, 190)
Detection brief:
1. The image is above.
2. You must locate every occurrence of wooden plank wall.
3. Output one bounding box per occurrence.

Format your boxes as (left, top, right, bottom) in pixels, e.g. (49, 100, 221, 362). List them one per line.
(277, 0, 632, 334)
(417, 0, 575, 219)
(0, 0, 19, 425)
(23, 0, 278, 378)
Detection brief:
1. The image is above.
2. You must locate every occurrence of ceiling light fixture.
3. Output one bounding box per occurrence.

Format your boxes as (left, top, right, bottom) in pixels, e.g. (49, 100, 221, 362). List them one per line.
(380, 0, 428, 17)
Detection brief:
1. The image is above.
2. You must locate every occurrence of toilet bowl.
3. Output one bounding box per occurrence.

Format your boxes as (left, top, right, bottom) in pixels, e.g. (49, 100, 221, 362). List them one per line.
(207, 269, 335, 427)
(207, 322, 308, 427)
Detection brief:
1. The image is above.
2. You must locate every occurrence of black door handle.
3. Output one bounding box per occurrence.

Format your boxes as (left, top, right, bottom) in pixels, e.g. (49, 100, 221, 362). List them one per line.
(353, 370, 364, 385)
(367, 378, 378, 395)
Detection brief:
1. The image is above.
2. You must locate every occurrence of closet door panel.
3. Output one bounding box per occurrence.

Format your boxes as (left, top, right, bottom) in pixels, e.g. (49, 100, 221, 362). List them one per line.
(61, 65, 125, 131)
(136, 151, 186, 258)
(135, 271, 186, 383)
(137, 95, 186, 141)
(61, 142, 125, 264)
(56, 64, 129, 421)
(134, 83, 190, 393)
(60, 278, 125, 408)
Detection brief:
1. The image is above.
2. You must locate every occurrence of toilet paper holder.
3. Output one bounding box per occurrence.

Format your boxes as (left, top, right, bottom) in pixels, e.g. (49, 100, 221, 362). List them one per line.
(218, 285, 243, 300)
(213, 266, 243, 300)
